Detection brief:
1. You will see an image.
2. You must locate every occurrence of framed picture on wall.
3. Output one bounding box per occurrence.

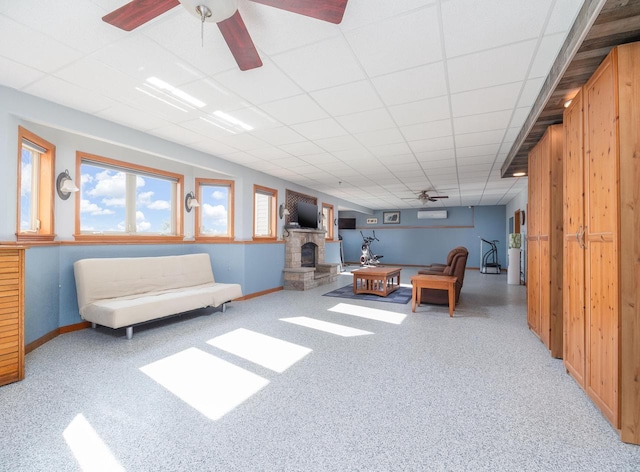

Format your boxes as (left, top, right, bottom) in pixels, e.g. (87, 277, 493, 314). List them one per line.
(383, 211, 400, 224)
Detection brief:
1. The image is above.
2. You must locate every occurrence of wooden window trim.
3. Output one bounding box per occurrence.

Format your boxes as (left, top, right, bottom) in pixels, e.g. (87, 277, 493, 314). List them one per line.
(322, 203, 334, 240)
(16, 127, 55, 242)
(195, 178, 235, 241)
(253, 184, 277, 241)
(75, 151, 184, 240)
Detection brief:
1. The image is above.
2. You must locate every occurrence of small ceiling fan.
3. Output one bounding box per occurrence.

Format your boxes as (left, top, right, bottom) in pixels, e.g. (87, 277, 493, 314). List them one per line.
(102, 0, 349, 71)
(403, 190, 450, 204)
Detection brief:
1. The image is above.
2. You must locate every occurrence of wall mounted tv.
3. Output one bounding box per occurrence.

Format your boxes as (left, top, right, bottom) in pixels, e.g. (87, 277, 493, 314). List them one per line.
(297, 202, 318, 229)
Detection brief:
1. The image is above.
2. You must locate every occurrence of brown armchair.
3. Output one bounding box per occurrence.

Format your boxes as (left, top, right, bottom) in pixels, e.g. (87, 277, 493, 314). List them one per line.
(418, 247, 469, 305)
(422, 246, 468, 273)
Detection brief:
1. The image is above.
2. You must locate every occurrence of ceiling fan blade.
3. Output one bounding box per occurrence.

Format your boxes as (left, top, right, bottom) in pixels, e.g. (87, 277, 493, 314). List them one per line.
(217, 11, 263, 71)
(431, 196, 449, 199)
(102, 0, 180, 31)
(249, 0, 348, 24)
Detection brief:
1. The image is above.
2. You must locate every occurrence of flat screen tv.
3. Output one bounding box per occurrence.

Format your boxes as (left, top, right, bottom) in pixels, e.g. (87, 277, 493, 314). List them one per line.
(297, 202, 318, 229)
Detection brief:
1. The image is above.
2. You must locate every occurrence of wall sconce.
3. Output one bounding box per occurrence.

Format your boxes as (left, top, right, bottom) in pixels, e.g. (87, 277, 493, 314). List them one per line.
(279, 203, 290, 219)
(185, 191, 200, 212)
(56, 169, 79, 200)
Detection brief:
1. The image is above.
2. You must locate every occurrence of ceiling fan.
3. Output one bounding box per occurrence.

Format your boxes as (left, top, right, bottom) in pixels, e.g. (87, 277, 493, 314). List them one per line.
(403, 190, 450, 204)
(102, 0, 349, 71)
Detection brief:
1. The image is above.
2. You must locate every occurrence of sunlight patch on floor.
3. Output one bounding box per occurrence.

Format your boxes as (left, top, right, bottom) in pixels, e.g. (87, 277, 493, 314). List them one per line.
(140, 347, 268, 420)
(328, 303, 406, 324)
(63, 413, 125, 472)
(207, 328, 312, 373)
(280, 316, 373, 337)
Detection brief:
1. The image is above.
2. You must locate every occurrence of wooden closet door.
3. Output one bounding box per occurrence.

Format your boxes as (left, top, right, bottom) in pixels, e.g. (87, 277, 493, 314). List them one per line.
(527, 144, 540, 334)
(584, 51, 620, 428)
(563, 91, 586, 386)
(538, 131, 551, 348)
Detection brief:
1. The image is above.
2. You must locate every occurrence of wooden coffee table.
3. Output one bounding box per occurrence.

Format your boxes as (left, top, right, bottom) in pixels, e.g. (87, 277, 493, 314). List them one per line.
(410, 274, 458, 317)
(353, 267, 402, 297)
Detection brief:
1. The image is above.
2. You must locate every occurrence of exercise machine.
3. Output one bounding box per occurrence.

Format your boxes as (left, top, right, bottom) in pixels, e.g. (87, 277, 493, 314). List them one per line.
(479, 237, 501, 274)
(360, 231, 383, 266)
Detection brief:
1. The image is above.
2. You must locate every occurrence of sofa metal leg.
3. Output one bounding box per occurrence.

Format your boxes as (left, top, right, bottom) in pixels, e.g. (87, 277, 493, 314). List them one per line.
(125, 326, 133, 339)
(91, 322, 96, 329)
(222, 303, 226, 313)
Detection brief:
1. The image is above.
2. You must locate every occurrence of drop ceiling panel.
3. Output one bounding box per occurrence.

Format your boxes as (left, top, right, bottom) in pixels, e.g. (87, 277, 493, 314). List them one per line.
(441, 0, 552, 58)
(261, 94, 328, 125)
(401, 119, 452, 141)
(24, 76, 116, 114)
(0, 57, 44, 90)
(453, 110, 512, 135)
(372, 62, 447, 106)
(0, 15, 82, 73)
(311, 80, 383, 116)
(529, 33, 566, 79)
(447, 40, 538, 93)
(214, 62, 302, 105)
(292, 118, 347, 140)
(1, 0, 123, 54)
(272, 37, 365, 91)
(451, 82, 522, 117)
(250, 126, 305, 146)
(389, 96, 450, 127)
(279, 141, 325, 156)
(345, 6, 442, 77)
(336, 108, 396, 134)
(409, 136, 455, 153)
(97, 104, 170, 132)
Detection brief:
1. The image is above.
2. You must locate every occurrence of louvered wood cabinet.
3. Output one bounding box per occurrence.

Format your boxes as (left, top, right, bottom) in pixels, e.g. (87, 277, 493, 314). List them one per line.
(0, 247, 25, 387)
(527, 124, 563, 358)
(562, 43, 640, 445)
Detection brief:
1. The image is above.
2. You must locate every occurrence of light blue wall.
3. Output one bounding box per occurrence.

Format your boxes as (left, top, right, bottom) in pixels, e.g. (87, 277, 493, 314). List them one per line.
(338, 206, 506, 269)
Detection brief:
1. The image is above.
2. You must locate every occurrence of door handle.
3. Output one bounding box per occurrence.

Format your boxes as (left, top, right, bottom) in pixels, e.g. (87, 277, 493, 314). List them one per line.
(580, 225, 587, 249)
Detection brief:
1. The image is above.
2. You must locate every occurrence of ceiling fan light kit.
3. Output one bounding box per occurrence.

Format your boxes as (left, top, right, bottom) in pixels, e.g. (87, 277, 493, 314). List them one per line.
(102, 0, 349, 71)
(179, 0, 238, 23)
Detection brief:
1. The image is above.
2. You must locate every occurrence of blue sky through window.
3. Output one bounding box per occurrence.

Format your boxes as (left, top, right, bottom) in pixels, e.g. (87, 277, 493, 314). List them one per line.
(80, 162, 173, 233)
(200, 185, 229, 235)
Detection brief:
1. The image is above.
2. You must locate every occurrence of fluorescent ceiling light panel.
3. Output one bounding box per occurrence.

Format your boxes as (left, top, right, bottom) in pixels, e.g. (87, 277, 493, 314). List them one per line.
(146, 76, 206, 108)
(199, 117, 237, 134)
(213, 110, 254, 131)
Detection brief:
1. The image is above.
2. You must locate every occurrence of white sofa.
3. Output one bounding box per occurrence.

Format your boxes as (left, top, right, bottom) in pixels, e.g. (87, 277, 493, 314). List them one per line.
(73, 253, 243, 339)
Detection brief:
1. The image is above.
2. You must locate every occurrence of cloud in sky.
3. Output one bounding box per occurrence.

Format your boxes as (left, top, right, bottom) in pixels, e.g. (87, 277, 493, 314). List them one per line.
(81, 199, 115, 216)
(21, 162, 32, 196)
(211, 190, 226, 200)
(202, 203, 227, 227)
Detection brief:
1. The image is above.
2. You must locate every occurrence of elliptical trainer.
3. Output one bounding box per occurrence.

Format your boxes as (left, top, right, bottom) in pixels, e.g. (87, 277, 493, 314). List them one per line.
(360, 231, 383, 266)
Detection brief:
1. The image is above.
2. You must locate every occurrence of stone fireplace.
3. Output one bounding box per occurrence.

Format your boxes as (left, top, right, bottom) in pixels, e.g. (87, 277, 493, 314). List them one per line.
(283, 228, 339, 290)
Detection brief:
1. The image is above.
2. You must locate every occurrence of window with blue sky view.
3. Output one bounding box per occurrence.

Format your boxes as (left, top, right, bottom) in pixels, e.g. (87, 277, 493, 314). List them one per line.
(80, 161, 175, 234)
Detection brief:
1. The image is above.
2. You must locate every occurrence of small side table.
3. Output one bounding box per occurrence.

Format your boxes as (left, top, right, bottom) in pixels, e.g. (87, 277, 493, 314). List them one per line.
(410, 274, 458, 317)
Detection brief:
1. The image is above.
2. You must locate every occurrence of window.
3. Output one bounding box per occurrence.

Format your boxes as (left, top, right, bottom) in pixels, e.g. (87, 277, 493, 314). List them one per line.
(195, 178, 234, 240)
(322, 203, 334, 240)
(17, 127, 55, 242)
(76, 152, 183, 240)
(253, 185, 277, 239)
